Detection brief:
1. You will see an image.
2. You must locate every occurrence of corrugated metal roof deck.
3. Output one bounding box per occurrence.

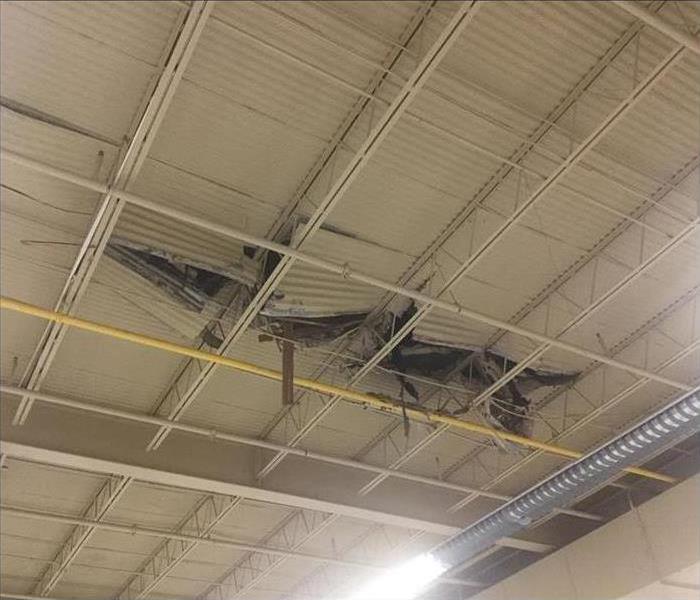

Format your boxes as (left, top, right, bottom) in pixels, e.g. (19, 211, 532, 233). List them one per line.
(1, 1, 699, 599)
(0, 0, 184, 142)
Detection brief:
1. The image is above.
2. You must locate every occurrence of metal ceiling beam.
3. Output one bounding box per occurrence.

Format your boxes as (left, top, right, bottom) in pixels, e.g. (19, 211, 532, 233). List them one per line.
(17, 3, 215, 595)
(486, 153, 699, 346)
(613, 0, 700, 55)
(1, 504, 430, 572)
(197, 509, 339, 600)
(0, 505, 482, 596)
(144, 0, 482, 453)
(447, 337, 700, 515)
(12, 1, 214, 428)
(0, 441, 469, 539)
(0, 294, 678, 483)
(117, 495, 243, 599)
(32, 475, 130, 595)
(251, 23, 693, 479)
(458, 203, 698, 414)
(0, 384, 601, 523)
(1, 152, 692, 394)
(337, 287, 700, 501)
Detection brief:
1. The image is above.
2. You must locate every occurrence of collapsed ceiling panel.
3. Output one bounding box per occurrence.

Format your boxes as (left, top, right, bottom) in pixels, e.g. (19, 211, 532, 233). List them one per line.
(263, 223, 416, 318)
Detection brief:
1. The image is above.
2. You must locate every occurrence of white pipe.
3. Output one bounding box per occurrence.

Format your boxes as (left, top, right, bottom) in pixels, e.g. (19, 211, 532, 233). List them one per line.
(0, 384, 601, 522)
(614, 1, 700, 56)
(1, 150, 693, 393)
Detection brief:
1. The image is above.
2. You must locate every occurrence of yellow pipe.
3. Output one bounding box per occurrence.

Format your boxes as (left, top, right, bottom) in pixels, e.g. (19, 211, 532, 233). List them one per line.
(0, 296, 674, 484)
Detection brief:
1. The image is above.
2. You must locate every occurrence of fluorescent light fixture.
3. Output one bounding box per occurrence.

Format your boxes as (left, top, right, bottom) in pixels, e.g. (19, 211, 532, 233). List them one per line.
(345, 553, 447, 600)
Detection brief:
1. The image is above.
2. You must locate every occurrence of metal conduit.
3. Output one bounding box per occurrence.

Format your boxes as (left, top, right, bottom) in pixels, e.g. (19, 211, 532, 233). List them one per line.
(0, 150, 695, 394)
(431, 392, 700, 570)
(0, 296, 674, 484)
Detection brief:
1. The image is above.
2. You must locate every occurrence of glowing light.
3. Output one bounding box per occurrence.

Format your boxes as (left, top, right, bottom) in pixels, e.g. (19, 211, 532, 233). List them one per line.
(345, 553, 447, 600)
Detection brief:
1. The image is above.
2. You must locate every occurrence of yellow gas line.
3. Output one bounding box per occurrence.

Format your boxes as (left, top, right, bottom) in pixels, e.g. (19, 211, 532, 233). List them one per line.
(0, 296, 674, 484)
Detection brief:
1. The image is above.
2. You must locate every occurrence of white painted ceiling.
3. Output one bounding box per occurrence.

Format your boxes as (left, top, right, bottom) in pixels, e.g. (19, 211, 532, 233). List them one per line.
(1, 1, 699, 599)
